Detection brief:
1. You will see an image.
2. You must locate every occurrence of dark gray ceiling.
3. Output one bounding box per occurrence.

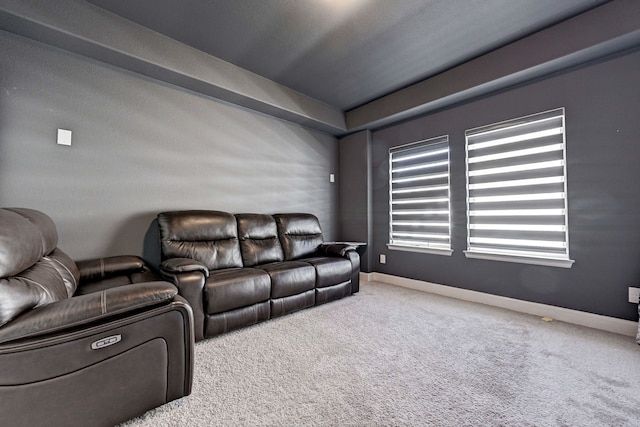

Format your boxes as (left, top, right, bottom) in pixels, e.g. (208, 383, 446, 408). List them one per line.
(85, 0, 609, 111)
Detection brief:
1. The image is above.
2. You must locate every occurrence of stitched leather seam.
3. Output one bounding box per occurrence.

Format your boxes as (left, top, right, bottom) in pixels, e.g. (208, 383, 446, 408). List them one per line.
(45, 256, 78, 292)
(222, 312, 228, 333)
(101, 290, 107, 314)
(3, 294, 174, 342)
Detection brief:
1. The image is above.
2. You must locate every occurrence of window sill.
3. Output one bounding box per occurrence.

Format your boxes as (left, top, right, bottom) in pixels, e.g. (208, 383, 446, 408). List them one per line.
(387, 244, 453, 257)
(464, 250, 574, 268)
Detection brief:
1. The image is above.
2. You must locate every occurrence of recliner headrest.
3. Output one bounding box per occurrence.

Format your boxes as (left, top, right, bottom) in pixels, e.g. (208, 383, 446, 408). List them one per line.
(0, 208, 58, 278)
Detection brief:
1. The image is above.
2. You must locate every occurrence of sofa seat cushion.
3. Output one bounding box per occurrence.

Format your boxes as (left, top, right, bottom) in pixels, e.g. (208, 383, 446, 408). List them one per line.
(259, 261, 316, 299)
(302, 257, 352, 288)
(205, 268, 270, 314)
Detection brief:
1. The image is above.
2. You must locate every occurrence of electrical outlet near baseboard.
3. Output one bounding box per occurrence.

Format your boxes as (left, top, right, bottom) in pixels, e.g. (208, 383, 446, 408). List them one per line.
(628, 287, 640, 304)
(380, 254, 386, 264)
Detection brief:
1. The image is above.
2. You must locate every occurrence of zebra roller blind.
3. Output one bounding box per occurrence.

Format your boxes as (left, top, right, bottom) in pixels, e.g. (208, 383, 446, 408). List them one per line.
(389, 135, 451, 254)
(465, 108, 573, 267)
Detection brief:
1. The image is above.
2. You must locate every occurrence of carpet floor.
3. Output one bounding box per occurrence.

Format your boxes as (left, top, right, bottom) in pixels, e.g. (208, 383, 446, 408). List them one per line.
(121, 281, 640, 426)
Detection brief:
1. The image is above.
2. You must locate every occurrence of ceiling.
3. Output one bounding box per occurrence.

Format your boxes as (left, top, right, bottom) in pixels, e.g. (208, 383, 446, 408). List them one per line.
(85, 0, 609, 111)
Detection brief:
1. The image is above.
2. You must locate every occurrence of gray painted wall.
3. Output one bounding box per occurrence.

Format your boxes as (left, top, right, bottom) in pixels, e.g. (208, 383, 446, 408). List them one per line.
(339, 130, 372, 272)
(0, 31, 339, 261)
(369, 48, 640, 321)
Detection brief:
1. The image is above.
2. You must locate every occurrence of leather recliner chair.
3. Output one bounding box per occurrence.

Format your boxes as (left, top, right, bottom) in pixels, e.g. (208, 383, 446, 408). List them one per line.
(0, 208, 194, 427)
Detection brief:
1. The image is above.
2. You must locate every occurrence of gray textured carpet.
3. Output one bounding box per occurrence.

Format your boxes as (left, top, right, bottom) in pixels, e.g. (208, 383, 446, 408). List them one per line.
(121, 282, 640, 426)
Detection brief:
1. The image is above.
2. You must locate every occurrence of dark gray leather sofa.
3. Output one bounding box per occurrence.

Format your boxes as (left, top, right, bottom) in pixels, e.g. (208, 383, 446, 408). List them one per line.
(157, 210, 360, 341)
(0, 208, 194, 427)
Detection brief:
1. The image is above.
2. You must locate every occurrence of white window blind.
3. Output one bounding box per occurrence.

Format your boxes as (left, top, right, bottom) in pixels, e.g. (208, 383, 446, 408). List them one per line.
(388, 136, 452, 255)
(465, 108, 574, 268)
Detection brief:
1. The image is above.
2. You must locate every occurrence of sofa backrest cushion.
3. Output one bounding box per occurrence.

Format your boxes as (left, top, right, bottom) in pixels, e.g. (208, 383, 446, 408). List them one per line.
(236, 214, 284, 267)
(0, 208, 79, 327)
(274, 213, 323, 260)
(157, 210, 243, 270)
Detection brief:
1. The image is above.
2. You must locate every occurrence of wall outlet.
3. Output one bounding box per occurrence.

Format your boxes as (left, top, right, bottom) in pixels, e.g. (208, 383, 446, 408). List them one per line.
(628, 287, 640, 304)
(379, 254, 386, 264)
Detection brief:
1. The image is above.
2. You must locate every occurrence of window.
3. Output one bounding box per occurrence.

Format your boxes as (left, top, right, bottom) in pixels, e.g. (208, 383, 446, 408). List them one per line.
(388, 135, 452, 255)
(465, 108, 573, 268)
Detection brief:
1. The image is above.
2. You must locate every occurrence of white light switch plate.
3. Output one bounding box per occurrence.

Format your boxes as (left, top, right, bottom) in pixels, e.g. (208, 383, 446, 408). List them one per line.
(57, 129, 72, 146)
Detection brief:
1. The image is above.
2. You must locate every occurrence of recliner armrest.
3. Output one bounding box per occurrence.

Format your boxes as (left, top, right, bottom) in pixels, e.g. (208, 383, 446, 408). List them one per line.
(0, 281, 177, 344)
(160, 258, 209, 278)
(77, 255, 147, 282)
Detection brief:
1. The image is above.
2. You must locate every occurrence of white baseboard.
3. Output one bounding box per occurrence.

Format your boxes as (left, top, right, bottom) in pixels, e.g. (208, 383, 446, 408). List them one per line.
(359, 272, 375, 282)
(362, 272, 638, 337)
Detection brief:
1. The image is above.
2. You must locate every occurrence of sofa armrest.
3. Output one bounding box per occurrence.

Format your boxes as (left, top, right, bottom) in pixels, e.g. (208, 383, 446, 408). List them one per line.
(159, 259, 208, 341)
(321, 241, 367, 257)
(319, 243, 358, 257)
(77, 255, 147, 282)
(160, 258, 209, 278)
(0, 281, 177, 344)
(319, 243, 362, 294)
